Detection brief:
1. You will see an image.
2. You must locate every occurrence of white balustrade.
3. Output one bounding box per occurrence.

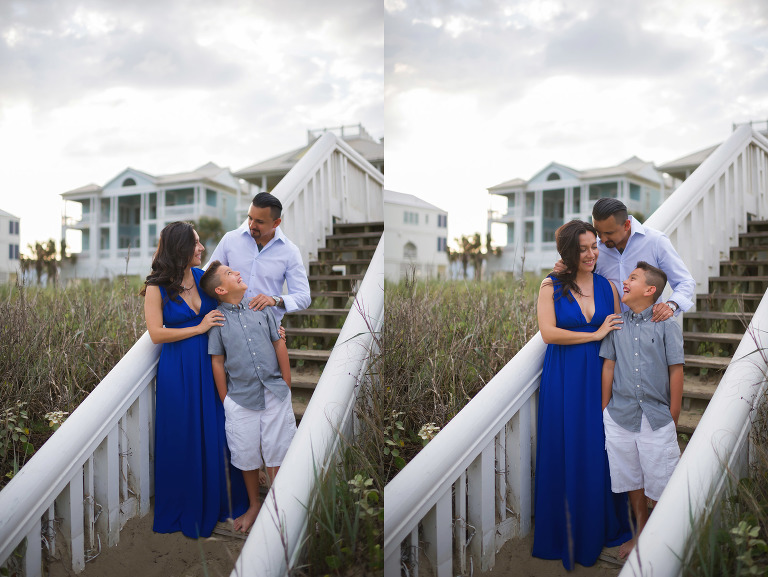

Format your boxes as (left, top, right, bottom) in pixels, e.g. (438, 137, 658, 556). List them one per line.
(231, 241, 384, 576)
(0, 333, 160, 575)
(384, 334, 545, 576)
(384, 127, 768, 577)
(269, 131, 384, 268)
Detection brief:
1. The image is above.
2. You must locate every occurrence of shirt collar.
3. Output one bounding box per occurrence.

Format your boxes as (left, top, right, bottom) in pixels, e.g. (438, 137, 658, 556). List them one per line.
(628, 215, 647, 238)
(220, 297, 249, 311)
(628, 304, 654, 321)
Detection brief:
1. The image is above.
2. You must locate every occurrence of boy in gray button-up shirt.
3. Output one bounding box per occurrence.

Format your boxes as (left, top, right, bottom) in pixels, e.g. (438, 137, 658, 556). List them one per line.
(599, 261, 684, 558)
(201, 260, 296, 534)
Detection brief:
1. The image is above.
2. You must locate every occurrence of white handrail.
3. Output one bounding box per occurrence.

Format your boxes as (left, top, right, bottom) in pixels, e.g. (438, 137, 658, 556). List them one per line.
(384, 334, 546, 575)
(268, 131, 384, 268)
(232, 240, 384, 576)
(0, 333, 160, 575)
(620, 291, 768, 577)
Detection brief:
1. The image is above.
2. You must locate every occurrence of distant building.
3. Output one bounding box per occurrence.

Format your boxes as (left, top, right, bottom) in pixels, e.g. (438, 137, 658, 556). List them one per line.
(487, 157, 663, 274)
(235, 124, 383, 218)
(384, 190, 449, 281)
(60, 162, 252, 279)
(0, 209, 20, 284)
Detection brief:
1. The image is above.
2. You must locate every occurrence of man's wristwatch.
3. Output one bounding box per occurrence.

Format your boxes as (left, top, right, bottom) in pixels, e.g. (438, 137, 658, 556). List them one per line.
(666, 301, 678, 312)
(272, 295, 283, 307)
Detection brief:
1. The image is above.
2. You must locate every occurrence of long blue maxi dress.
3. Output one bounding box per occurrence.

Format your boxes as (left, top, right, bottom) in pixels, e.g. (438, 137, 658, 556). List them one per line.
(153, 267, 248, 538)
(532, 273, 630, 569)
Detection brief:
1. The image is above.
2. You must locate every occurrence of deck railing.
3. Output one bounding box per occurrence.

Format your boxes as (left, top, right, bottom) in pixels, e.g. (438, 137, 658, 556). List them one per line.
(231, 241, 384, 576)
(270, 131, 384, 268)
(383, 126, 768, 576)
(0, 334, 160, 577)
(0, 132, 384, 576)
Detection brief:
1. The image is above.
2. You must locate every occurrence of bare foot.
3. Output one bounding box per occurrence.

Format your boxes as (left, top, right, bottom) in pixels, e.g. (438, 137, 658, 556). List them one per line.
(233, 505, 260, 533)
(618, 538, 636, 559)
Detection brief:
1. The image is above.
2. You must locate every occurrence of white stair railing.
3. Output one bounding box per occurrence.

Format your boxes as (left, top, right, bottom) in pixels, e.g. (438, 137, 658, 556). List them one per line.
(384, 125, 768, 577)
(620, 292, 768, 577)
(269, 131, 384, 268)
(232, 240, 384, 576)
(0, 131, 384, 576)
(0, 334, 160, 576)
(384, 335, 546, 576)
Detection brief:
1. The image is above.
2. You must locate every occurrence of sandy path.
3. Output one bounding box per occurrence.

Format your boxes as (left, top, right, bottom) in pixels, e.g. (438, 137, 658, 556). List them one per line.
(47, 512, 246, 577)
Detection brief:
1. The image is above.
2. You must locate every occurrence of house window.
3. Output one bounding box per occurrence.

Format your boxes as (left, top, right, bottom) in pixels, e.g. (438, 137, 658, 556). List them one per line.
(101, 199, 111, 220)
(82, 229, 90, 251)
(630, 183, 641, 201)
(437, 237, 447, 251)
(404, 242, 417, 260)
(437, 214, 448, 228)
(403, 211, 419, 225)
(525, 222, 534, 243)
(572, 188, 581, 213)
(100, 228, 110, 250)
(148, 224, 157, 248)
(589, 182, 618, 200)
(149, 193, 157, 219)
(8, 244, 19, 260)
(122, 178, 136, 187)
(165, 188, 195, 207)
(547, 172, 561, 181)
(206, 189, 217, 207)
(507, 194, 516, 210)
(81, 199, 90, 215)
(507, 224, 515, 244)
(8, 221, 13, 234)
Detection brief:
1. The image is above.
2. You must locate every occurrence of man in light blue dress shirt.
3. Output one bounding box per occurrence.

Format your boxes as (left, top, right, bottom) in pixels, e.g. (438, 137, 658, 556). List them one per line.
(591, 198, 695, 323)
(208, 193, 311, 324)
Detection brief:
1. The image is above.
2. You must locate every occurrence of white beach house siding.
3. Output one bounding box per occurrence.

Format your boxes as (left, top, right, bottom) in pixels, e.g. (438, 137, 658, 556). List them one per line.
(0, 209, 21, 284)
(384, 189, 449, 281)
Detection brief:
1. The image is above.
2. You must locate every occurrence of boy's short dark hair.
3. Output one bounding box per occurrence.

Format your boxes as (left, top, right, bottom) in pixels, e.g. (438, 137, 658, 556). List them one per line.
(636, 261, 667, 302)
(200, 260, 224, 300)
(592, 198, 628, 225)
(252, 192, 282, 220)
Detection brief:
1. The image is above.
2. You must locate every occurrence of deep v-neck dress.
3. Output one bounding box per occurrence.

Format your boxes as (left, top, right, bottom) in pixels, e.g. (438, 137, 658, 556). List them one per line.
(532, 273, 630, 569)
(153, 267, 248, 537)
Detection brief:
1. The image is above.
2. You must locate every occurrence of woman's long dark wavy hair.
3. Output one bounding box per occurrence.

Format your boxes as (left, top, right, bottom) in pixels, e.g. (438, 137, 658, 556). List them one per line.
(140, 221, 197, 302)
(551, 219, 598, 301)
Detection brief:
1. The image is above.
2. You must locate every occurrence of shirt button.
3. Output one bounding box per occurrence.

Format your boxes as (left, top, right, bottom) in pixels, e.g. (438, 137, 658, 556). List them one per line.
(248, 339, 251, 342)
(637, 385, 640, 387)
(252, 352, 256, 355)
(635, 353, 638, 356)
(635, 338, 638, 341)
(639, 400, 643, 403)
(635, 368, 639, 372)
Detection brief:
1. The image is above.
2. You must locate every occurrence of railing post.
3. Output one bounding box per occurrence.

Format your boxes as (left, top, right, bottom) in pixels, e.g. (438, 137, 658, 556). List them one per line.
(55, 471, 85, 572)
(126, 387, 152, 517)
(454, 471, 467, 574)
(94, 426, 120, 547)
(507, 397, 533, 536)
(467, 444, 495, 572)
(422, 488, 452, 577)
(23, 517, 42, 577)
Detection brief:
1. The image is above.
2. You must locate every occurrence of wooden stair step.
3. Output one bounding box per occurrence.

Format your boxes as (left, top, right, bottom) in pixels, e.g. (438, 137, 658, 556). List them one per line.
(333, 221, 384, 231)
(325, 231, 383, 240)
(721, 259, 768, 266)
(288, 348, 331, 361)
(697, 293, 763, 302)
(708, 275, 768, 282)
(286, 308, 349, 317)
(310, 290, 355, 299)
(683, 377, 720, 400)
(739, 231, 768, 239)
(683, 331, 743, 344)
(684, 354, 730, 369)
(285, 327, 342, 337)
(292, 373, 321, 390)
(684, 311, 753, 321)
(310, 259, 372, 266)
(677, 409, 704, 435)
(318, 245, 379, 255)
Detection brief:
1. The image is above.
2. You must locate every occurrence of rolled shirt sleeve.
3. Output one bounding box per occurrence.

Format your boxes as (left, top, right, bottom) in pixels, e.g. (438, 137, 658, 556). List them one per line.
(280, 244, 311, 313)
(655, 234, 695, 314)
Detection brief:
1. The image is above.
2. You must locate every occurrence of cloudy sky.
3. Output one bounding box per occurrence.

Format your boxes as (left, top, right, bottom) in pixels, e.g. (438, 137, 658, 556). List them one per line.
(0, 0, 383, 251)
(385, 0, 768, 245)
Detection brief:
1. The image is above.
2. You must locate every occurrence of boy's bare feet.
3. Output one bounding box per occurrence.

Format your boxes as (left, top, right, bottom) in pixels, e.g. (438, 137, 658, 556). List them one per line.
(618, 538, 636, 559)
(233, 504, 260, 533)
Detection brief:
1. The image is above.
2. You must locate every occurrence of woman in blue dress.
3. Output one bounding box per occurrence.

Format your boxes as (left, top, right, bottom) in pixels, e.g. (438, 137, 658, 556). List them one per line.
(532, 219, 631, 569)
(142, 221, 248, 538)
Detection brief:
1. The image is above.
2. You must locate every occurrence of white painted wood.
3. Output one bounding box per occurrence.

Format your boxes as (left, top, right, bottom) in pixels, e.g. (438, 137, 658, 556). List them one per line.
(23, 516, 42, 577)
(45, 505, 56, 558)
(507, 397, 532, 537)
(495, 429, 507, 525)
(422, 489, 452, 577)
(94, 426, 120, 547)
(126, 388, 151, 517)
(455, 471, 468, 575)
(84, 456, 95, 551)
(409, 527, 419, 577)
(56, 472, 85, 572)
(467, 445, 496, 572)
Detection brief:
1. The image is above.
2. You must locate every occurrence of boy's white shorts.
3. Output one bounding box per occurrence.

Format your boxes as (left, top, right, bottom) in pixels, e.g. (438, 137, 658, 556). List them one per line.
(223, 388, 297, 471)
(603, 407, 680, 502)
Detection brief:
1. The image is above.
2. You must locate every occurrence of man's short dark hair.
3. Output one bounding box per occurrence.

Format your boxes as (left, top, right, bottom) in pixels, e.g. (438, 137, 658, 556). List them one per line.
(636, 261, 667, 302)
(252, 192, 282, 220)
(592, 198, 628, 225)
(200, 260, 224, 301)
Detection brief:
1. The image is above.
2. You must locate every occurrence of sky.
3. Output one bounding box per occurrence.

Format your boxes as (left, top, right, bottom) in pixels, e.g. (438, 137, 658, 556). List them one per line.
(0, 0, 383, 252)
(385, 0, 768, 246)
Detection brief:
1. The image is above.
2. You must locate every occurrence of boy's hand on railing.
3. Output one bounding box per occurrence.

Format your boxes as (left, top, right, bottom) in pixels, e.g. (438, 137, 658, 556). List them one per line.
(199, 310, 225, 333)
